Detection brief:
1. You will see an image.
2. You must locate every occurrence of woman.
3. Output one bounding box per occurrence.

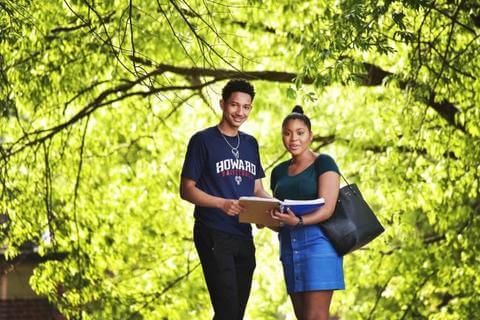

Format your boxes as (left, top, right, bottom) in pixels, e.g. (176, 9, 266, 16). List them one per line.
(269, 105, 344, 320)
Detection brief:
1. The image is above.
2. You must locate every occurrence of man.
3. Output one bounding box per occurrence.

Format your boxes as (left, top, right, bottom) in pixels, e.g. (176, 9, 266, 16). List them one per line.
(180, 79, 269, 320)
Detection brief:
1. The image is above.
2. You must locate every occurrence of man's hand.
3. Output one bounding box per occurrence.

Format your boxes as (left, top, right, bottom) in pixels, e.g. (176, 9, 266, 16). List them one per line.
(221, 199, 244, 216)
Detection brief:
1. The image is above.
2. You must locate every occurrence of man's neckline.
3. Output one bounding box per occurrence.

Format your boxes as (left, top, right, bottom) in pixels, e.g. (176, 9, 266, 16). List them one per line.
(216, 124, 240, 137)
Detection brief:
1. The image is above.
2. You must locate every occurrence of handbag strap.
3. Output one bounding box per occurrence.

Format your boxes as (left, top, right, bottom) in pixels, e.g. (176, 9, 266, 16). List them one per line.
(313, 156, 356, 195)
(340, 174, 359, 195)
(340, 174, 350, 186)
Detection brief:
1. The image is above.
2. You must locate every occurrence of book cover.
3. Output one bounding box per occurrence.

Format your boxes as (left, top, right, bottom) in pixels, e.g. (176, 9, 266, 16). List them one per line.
(281, 198, 325, 216)
(238, 197, 281, 227)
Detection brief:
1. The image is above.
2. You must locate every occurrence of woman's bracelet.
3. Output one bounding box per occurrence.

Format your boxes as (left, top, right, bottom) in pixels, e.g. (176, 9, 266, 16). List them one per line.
(295, 216, 304, 228)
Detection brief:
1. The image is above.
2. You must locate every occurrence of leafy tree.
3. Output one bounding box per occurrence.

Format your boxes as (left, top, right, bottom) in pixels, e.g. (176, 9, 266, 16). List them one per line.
(1, 0, 479, 319)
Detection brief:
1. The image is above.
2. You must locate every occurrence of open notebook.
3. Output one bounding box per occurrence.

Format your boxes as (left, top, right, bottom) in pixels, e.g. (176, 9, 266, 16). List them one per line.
(238, 197, 325, 226)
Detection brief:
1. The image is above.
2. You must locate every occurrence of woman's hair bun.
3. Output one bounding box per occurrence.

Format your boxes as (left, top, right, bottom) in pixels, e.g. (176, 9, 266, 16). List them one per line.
(292, 105, 304, 114)
(283, 105, 311, 130)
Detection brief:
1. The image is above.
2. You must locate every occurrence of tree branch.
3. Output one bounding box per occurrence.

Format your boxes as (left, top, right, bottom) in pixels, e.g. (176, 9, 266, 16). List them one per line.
(3, 59, 468, 159)
(153, 63, 465, 133)
(427, 3, 477, 35)
(361, 62, 465, 132)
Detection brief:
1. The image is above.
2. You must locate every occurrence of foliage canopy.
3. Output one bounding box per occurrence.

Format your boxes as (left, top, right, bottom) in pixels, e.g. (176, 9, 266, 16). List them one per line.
(1, 0, 479, 319)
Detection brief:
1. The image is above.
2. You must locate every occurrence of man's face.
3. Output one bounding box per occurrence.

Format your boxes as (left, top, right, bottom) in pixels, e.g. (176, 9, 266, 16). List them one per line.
(220, 92, 253, 129)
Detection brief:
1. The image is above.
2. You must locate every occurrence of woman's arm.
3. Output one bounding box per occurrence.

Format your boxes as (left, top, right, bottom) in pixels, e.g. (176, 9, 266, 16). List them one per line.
(302, 171, 340, 225)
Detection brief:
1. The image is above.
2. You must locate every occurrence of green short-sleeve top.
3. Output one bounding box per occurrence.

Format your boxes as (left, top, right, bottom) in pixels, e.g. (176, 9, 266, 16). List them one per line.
(270, 154, 340, 201)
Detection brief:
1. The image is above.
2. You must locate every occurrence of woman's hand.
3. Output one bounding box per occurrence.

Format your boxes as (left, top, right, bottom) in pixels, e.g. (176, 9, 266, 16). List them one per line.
(269, 207, 300, 226)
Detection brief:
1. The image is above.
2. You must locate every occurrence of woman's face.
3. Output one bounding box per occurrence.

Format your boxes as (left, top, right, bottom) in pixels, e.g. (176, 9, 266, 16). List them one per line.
(282, 119, 313, 156)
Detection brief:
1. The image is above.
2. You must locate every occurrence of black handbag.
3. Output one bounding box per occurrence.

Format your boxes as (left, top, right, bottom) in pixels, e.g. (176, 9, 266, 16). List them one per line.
(319, 177, 385, 256)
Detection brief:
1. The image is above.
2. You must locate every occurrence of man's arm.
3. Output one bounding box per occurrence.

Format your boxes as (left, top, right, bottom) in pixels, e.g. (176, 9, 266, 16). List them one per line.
(180, 177, 243, 216)
(253, 179, 271, 198)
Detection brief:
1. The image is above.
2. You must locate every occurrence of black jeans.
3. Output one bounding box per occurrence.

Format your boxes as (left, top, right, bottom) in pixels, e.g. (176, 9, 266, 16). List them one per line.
(194, 221, 256, 320)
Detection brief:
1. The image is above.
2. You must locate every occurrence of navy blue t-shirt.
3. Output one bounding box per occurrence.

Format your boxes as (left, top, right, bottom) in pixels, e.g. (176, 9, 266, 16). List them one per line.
(181, 126, 265, 238)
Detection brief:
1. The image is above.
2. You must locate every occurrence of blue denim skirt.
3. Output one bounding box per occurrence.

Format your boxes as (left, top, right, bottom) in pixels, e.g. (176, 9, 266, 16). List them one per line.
(279, 224, 345, 294)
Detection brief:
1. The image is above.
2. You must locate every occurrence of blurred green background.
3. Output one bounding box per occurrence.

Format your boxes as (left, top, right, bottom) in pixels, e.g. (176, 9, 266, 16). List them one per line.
(1, 1, 479, 319)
